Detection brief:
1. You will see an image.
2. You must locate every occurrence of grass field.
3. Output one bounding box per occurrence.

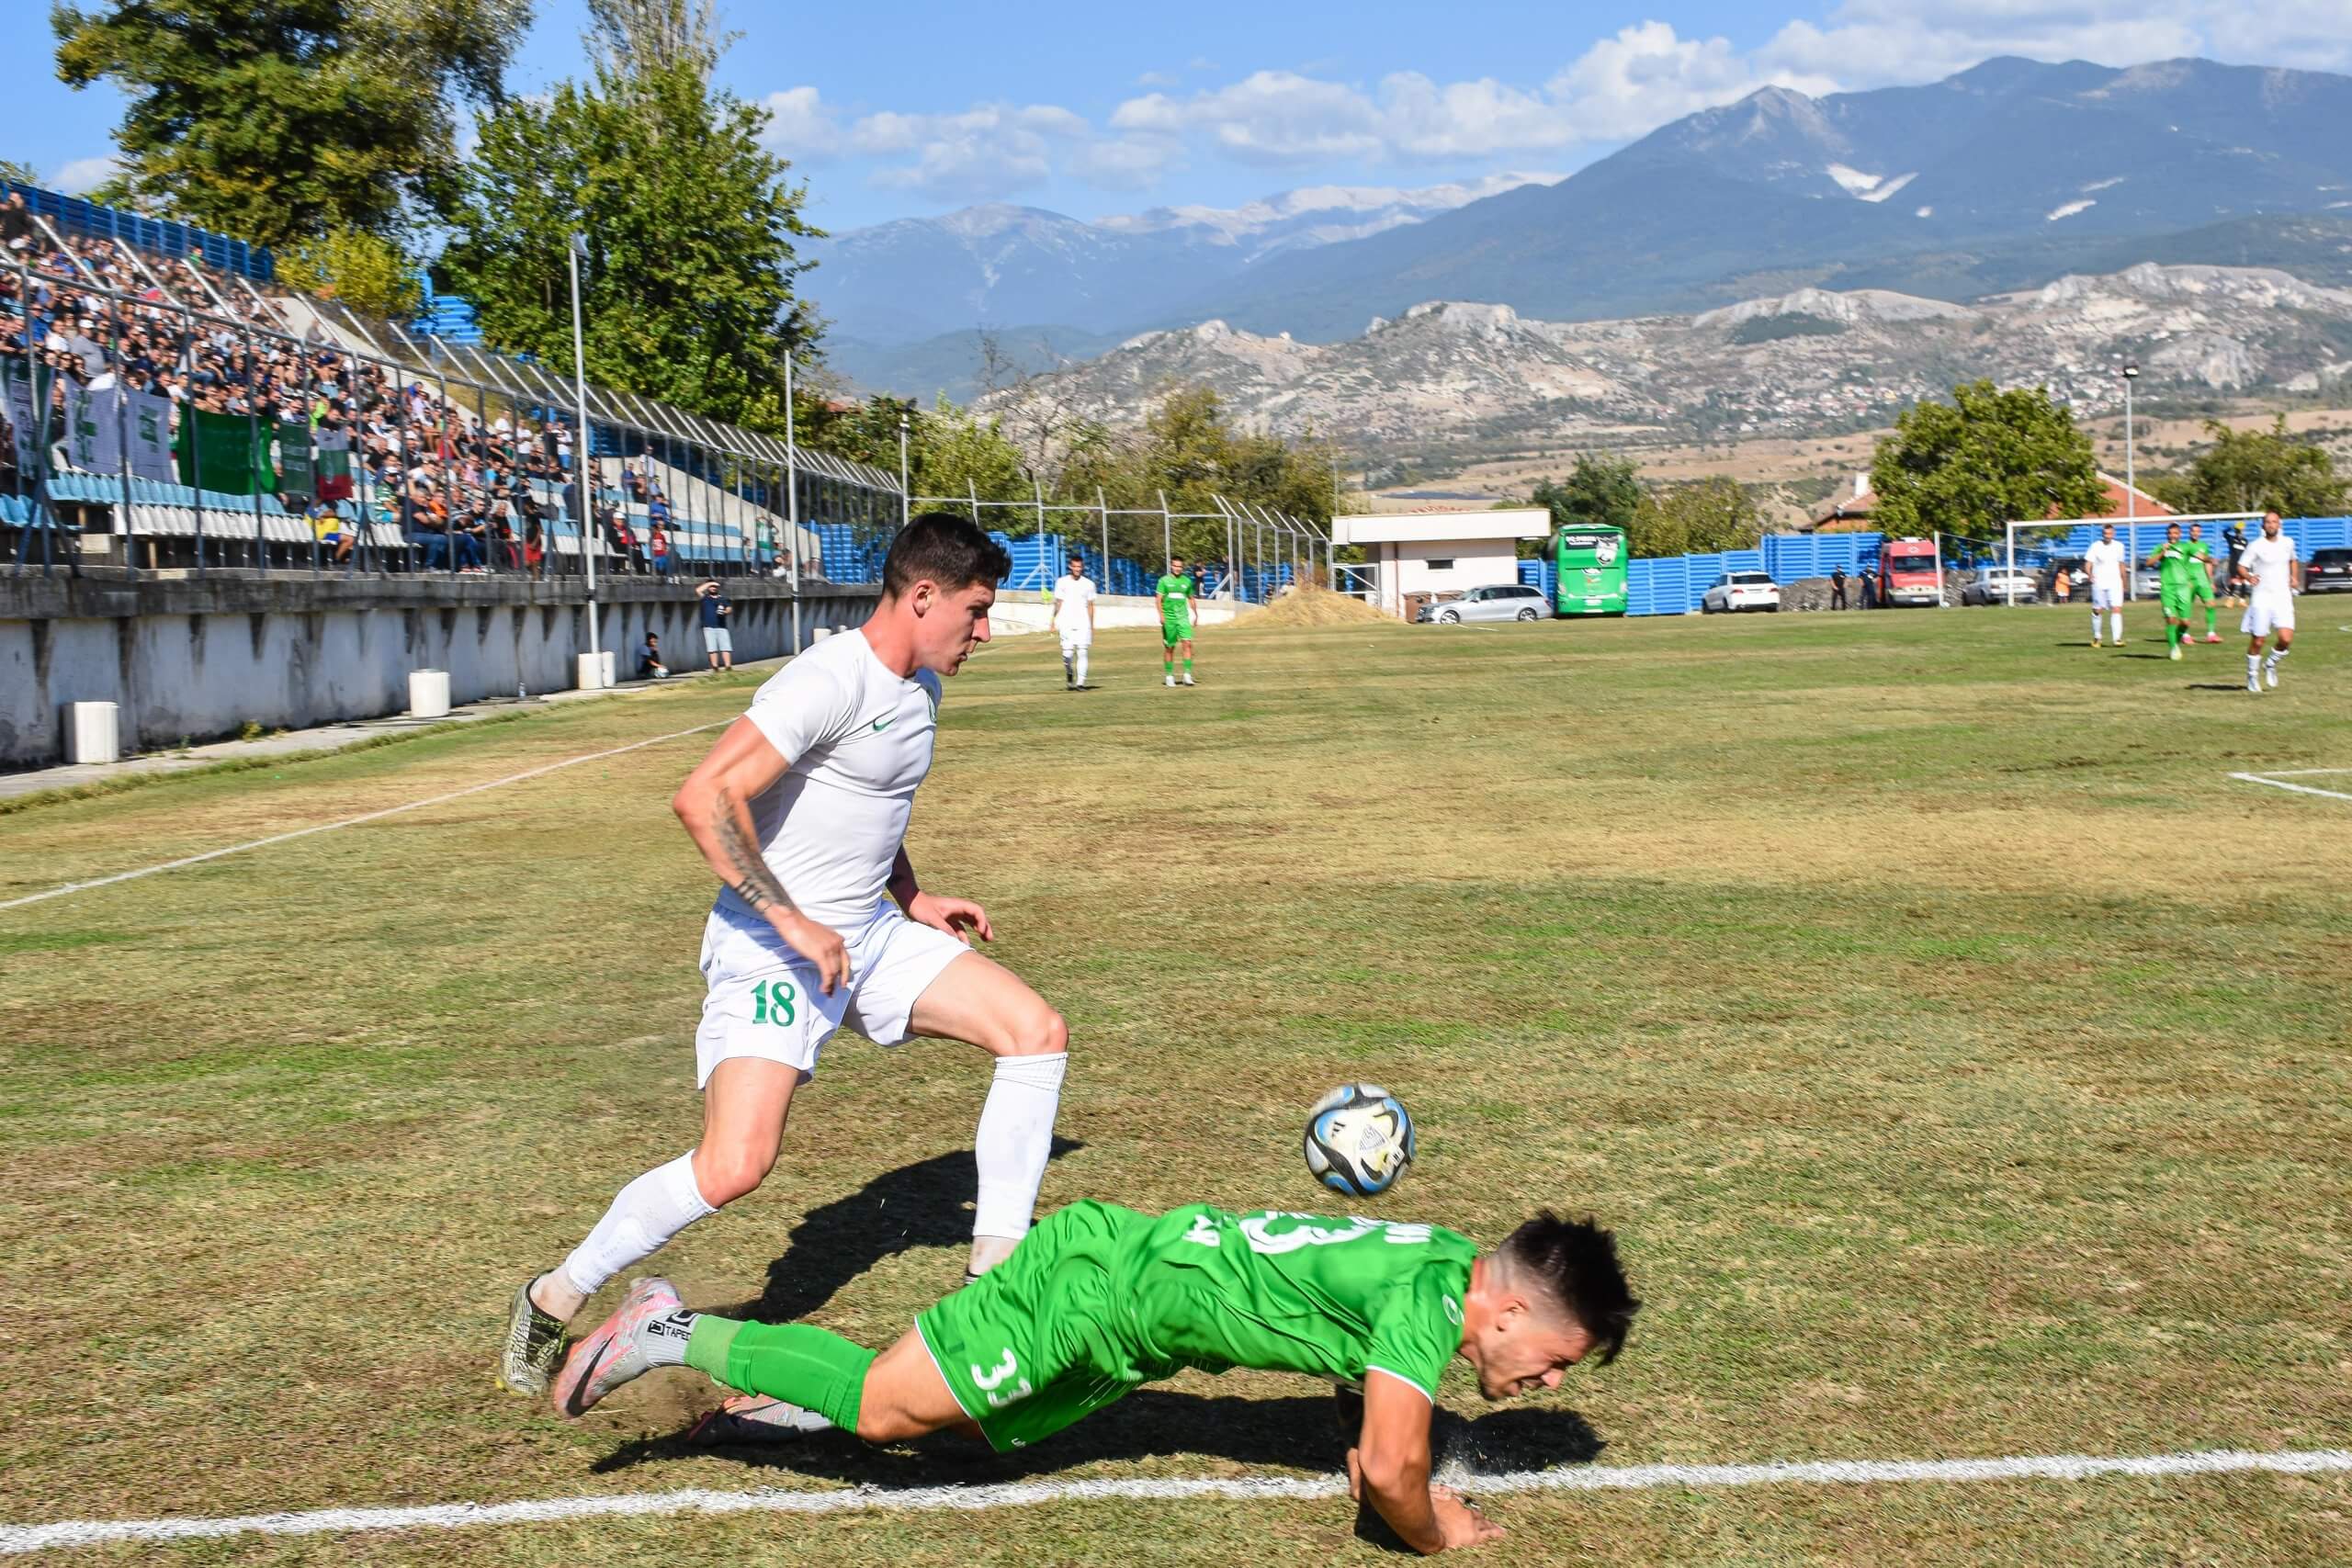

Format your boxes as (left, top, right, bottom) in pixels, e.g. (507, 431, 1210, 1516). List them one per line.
(4, 603, 2349, 1564)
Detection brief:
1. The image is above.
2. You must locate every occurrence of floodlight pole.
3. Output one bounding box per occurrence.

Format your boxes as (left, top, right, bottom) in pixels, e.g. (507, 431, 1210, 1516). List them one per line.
(568, 233, 600, 664)
(2120, 362, 2139, 595)
(898, 412, 910, 526)
(786, 348, 800, 653)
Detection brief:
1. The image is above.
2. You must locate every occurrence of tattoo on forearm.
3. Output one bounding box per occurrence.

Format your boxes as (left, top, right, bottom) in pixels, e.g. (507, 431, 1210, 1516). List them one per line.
(712, 786, 796, 918)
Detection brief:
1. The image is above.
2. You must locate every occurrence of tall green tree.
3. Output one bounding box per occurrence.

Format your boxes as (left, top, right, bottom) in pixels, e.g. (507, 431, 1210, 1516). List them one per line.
(1632, 476, 1762, 559)
(1870, 379, 2105, 538)
(2146, 416, 2346, 517)
(51, 0, 527, 244)
(438, 24, 818, 426)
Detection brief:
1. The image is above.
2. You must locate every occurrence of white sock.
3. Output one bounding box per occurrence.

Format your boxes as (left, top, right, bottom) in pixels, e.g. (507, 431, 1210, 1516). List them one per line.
(971, 1052, 1068, 1242)
(2267, 646, 2289, 668)
(2248, 654, 2262, 681)
(2091, 612, 2101, 641)
(1074, 646, 1089, 686)
(560, 1152, 717, 1298)
(1061, 649, 1073, 682)
(2109, 611, 2122, 642)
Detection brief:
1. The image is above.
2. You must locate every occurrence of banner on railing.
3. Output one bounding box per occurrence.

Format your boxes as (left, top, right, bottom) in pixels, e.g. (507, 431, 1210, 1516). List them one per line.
(276, 419, 314, 500)
(2, 358, 45, 476)
(313, 426, 354, 502)
(128, 390, 174, 480)
(175, 407, 273, 495)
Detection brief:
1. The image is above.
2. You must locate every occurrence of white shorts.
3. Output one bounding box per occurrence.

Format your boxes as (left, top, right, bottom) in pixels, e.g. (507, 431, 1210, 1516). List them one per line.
(2090, 584, 2123, 611)
(703, 626, 732, 653)
(2241, 599, 2295, 638)
(1057, 629, 1092, 653)
(694, 898, 969, 1087)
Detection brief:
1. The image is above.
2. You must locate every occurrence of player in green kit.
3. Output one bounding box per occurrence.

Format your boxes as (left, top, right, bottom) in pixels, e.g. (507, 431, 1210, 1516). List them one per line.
(1157, 555, 1197, 686)
(556, 1201, 1637, 1554)
(2148, 523, 2198, 660)
(2184, 522, 2222, 643)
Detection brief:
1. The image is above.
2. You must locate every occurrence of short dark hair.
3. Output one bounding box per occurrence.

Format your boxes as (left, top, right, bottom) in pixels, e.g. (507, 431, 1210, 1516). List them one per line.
(883, 512, 1011, 597)
(1498, 1212, 1639, 1365)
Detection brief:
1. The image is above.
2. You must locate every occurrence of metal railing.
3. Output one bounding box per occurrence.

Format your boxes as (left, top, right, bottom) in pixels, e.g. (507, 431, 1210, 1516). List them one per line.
(911, 488, 1329, 602)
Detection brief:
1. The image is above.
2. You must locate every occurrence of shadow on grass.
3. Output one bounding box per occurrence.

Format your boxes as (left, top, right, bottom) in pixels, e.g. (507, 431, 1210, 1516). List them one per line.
(718, 1138, 1086, 1324)
(2187, 683, 2256, 693)
(593, 1386, 1602, 1493)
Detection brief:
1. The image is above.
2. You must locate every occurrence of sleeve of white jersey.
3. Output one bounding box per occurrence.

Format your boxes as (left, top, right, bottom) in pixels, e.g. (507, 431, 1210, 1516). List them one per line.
(742, 651, 860, 764)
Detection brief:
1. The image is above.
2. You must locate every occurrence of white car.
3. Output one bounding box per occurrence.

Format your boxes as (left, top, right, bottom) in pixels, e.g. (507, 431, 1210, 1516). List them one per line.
(1961, 566, 2038, 604)
(1701, 570, 1781, 614)
(1418, 583, 1549, 624)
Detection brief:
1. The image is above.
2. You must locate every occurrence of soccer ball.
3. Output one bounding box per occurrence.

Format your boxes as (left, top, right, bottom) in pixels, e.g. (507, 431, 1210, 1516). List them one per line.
(1303, 1084, 1416, 1197)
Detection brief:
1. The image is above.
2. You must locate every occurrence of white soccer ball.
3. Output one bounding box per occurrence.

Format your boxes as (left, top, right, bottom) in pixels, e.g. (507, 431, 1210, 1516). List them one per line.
(1303, 1083, 1416, 1197)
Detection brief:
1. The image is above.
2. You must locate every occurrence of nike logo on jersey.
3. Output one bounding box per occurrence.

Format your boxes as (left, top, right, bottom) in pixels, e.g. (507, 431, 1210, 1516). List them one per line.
(872, 716, 894, 731)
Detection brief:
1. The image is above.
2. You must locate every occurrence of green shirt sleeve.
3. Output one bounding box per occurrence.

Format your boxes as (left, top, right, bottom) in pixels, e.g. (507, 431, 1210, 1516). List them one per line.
(1362, 1261, 1467, 1401)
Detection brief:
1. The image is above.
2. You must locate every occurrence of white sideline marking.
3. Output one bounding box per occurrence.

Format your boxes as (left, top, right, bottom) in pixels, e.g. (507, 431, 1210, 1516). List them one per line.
(0, 722, 728, 912)
(2228, 771, 2352, 804)
(4, 1448, 2347, 1554)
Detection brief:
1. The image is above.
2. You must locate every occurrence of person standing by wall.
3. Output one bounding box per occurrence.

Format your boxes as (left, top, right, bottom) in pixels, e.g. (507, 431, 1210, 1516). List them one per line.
(698, 579, 736, 672)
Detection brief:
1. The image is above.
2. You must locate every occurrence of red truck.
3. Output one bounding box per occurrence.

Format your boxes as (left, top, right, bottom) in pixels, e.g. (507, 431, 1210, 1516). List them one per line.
(1871, 537, 1944, 608)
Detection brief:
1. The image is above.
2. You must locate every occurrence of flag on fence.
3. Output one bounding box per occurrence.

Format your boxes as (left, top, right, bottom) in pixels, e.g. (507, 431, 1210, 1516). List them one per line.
(127, 391, 175, 481)
(69, 382, 115, 474)
(175, 407, 274, 495)
(313, 425, 354, 502)
(2, 359, 49, 478)
(276, 418, 314, 500)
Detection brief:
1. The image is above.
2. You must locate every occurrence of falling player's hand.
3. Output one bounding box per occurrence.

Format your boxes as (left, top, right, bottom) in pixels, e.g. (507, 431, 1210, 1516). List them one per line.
(773, 911, 849, 993)
(1430, 1486, 1506, 1549)
(910, 891, 993, 945)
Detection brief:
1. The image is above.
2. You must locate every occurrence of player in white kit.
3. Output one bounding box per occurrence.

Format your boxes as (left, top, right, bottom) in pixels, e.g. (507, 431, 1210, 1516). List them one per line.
(498, 515, 1071, 1398)
(2083, 524, 2128, 648)
(2237, 511, 2301, 694)
(1051, 554, 1097, 690)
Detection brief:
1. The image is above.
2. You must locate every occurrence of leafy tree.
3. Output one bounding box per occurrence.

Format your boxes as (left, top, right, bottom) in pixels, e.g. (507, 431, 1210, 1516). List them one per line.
(51, 0, 527, 244)
(2144, 416, 2346, 517)
(1870, 379, 2105, 537)
(1631, 476, 1761, 558)
(437, 29, 819, 427)
(0, 160, 39, 186)
(1532, 453, 1642, 535)
(275, 227, 422, 321)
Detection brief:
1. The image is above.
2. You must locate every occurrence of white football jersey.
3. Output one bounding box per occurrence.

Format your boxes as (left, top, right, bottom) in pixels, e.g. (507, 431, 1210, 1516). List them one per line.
(2238, 534, 2297, 600)
(731, 629, 942, 929)
(2084, 539, 2126, 591)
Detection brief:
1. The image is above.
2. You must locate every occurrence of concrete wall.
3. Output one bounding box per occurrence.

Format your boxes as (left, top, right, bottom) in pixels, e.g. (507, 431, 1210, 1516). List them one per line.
(1372, 539, 1521, 617)
(0, 570, 878, 767)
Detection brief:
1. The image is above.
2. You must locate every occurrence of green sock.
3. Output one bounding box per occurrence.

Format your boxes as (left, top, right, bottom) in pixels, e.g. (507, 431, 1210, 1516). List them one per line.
(700, 1319, 876, 1431)
(1163, 658, 1173, 674)
(2204, 604, 2217, 633)
(1182, 659, 1193, 674)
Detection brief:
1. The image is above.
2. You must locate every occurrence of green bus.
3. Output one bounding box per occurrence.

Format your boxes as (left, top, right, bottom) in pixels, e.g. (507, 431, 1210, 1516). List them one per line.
(1552, 525, 1629, 616)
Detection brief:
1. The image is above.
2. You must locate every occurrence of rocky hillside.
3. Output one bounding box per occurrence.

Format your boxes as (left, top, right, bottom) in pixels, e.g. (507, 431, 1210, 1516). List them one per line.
(985, 264, 2352, 461)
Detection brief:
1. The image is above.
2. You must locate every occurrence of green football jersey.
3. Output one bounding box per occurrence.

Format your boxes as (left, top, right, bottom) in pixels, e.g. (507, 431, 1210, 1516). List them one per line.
(1123, 1204, 1476, 1399)
(2155, 540, 2196, 588)
(1156, 573, 1194, 618)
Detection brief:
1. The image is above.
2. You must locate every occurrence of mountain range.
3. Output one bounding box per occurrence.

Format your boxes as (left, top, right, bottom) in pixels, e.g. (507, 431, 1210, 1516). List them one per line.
(978, 263, 2352, 465)
(812, 56, 2352, 403)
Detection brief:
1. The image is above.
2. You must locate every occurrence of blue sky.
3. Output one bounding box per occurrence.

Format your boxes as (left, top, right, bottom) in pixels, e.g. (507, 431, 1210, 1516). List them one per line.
(13, 0, 2351, 232)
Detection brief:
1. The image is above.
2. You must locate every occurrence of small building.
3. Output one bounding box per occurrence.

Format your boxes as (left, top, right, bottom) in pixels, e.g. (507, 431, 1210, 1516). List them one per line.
(1330, 508, 1551, 619)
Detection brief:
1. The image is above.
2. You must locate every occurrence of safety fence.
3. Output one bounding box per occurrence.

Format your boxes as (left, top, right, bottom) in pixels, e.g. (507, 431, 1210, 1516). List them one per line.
(910, 493, 1319, 604)
(1516, 520, 2352, 615)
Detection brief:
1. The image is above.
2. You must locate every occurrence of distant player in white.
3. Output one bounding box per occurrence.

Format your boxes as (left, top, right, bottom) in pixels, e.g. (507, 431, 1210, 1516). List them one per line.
(2238, 510, 2301, 694)
(1052, 553, 1097, 690)
(499, 514, 1070, 1397)
(2083, 524, 2128, 648)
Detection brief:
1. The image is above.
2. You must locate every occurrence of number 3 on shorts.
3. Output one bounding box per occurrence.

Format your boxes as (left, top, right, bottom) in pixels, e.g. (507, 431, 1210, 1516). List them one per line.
(750, 977, 797, 1026)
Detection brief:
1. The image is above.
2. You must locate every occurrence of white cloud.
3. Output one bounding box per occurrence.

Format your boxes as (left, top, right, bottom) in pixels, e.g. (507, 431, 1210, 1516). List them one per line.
(49, 155, 121, 195)
(761, 86, 844, 161)
(763, 5, 2350, 211)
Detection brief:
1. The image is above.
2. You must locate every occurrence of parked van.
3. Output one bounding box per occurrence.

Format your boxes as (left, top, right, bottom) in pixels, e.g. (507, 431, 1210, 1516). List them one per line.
(1872, 537, 1943, 607)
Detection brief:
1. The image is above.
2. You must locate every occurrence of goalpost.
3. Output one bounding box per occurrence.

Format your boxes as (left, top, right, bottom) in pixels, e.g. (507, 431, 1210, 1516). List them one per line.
(2001, 512, 2264, 605)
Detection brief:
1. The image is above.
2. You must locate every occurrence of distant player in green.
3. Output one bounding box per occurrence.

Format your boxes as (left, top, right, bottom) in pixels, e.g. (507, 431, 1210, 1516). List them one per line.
(2148, 523, 2198, 660)
(557, 1201, 1637, 1554)
(2183, 522, 2221, 643)
(1157, 555, 1197, 686)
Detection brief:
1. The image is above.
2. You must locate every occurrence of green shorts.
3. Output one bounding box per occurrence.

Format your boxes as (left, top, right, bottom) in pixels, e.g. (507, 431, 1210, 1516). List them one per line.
(915, 1201, 1170, 1451)
(2161, 582, 2195, 619)
(2188, 575, 2215, 604)
(1162, 618, 1193, 645)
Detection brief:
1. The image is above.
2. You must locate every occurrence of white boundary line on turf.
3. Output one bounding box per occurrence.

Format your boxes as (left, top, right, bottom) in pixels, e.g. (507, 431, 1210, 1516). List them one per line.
(4, 1448, 2347, 1554)
(0, 722, 729, 912)
(2227, 771, 2352, 804)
